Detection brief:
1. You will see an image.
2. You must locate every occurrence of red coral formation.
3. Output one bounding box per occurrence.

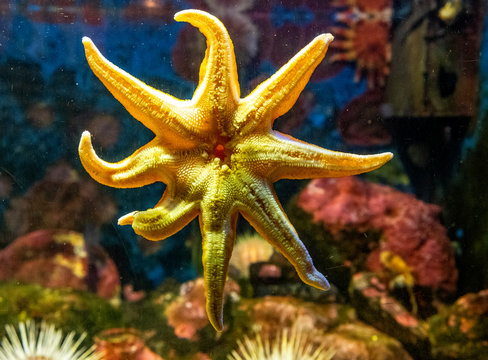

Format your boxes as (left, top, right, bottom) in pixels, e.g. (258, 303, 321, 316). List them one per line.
(165, 277, 239, 340)
(297, 177, 458, 292)
(4, 162, 117, 238)
(0, 229, 120, 299)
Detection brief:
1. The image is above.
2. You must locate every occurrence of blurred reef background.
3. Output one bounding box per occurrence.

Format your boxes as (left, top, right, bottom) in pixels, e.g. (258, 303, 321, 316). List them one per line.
(1, 0, 488, 359)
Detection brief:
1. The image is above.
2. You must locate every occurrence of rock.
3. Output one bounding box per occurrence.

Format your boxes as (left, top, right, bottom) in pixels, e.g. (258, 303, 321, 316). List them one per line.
(0, 229, 120, 299)
(238, 295, 356, 340)
(3, 162, 117, 238)
(248, 260, 343, 303)
(428, 289, 488, 359)
(122, 278, 240, 359)
(94, 328, 163, 360)
(235, 296, 413, 360)
(323, 323, 414, 360)
(350, 272, 430, 358)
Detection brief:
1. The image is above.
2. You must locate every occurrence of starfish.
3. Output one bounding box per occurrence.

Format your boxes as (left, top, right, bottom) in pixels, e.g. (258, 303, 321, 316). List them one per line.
(79, 9, 393, 331)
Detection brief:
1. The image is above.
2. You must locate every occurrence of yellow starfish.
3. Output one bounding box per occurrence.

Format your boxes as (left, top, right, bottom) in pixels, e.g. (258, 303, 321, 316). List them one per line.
(78, 9, 393, 331)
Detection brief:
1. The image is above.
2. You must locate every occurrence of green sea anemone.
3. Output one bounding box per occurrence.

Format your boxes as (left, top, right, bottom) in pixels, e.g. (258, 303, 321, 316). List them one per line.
(227, 326, 334, 360)
(0, 321, 102, 360)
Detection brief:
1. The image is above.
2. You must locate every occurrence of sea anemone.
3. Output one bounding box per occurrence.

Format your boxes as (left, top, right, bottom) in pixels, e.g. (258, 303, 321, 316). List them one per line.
(230, 233, 274, 278)
(227, 326, 334, 360)
(0, 321, 102, 360)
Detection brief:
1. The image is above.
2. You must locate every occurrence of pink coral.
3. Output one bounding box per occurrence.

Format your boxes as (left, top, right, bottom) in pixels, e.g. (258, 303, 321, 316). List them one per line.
(165, 277, 239, 340)
(297, 177, 457, 292)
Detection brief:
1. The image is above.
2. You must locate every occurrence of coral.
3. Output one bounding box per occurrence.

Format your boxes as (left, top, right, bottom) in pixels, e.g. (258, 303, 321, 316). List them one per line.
(428, 289, 488, 359)
(94, 328, 163, 360)
(0, 321, 101, 360)
(0, 230, 120, 299)
(123, 0, 175, 23)
(165, 278, 239, 340)
(297, 177, 458, 293)
(337, 89, 392, 146)
(3, 162, 117, 238)
(227, 326, 335, 360)
(331, 0, 392, 88)
(230, 233, 274, 278)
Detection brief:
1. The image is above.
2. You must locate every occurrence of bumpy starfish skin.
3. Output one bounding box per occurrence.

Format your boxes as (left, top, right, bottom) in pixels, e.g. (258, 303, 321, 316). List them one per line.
(79, 9, 393, 331)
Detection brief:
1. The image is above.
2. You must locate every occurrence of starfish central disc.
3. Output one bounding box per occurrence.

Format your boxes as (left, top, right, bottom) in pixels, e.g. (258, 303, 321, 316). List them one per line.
(78, 9, 393, 331)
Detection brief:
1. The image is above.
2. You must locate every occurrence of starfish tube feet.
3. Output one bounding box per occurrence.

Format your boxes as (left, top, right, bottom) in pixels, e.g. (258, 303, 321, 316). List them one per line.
(119, 196, 199, 241)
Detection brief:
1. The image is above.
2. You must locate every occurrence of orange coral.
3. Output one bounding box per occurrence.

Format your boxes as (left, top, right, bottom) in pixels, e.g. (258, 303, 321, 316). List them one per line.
(331, 0, 392, 88)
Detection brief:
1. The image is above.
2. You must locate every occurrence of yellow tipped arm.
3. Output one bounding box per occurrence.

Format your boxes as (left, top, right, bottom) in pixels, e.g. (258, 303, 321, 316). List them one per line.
(239, 181, 330, 291)
(175, 10, 240, 127)
(199, 210, 238, 331)
(120, 194, 199, 241)
(234, 134, 393, 181)
(82, 37, 197, 149)
(79, 131, 175, 188)
(235, 34, 334, 134)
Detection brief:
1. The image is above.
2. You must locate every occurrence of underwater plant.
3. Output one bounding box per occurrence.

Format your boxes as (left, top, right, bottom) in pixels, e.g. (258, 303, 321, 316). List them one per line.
(78, 9, 392, 331)
(0, 321, 102, 360)
(227, 326, 334, 360)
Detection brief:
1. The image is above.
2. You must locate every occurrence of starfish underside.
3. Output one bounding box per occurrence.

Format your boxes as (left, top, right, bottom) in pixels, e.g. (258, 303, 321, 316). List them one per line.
(79, 9, 393, 331)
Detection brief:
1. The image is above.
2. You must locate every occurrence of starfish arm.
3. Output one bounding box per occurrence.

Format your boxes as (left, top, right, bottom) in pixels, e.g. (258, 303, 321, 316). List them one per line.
(237, 178, 330, 291)
(234, 133, 393, 181)
(79, 131, 176, 188)
(235, 33, 333, 134)
(175, 10, 240, 134)
(82, 37, 198, 148)
(199, 176, 238, 331)
(119, 192, 199, 241)
(199, 211, 237, 332)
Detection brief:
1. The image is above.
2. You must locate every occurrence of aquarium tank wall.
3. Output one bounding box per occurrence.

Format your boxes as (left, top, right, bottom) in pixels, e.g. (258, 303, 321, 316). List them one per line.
(0, 0, 487, 359)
